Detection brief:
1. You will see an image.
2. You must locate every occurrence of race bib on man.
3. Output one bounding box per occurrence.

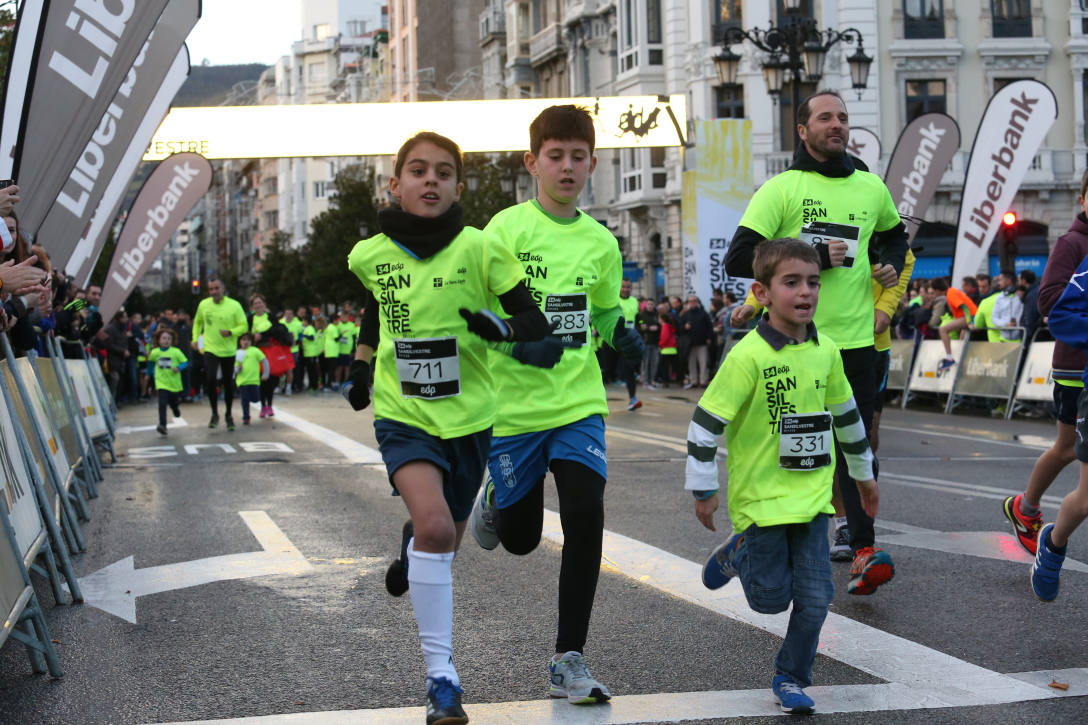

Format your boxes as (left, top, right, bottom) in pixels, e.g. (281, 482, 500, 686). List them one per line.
(778, 412, 832, 470)
(799, 221, 860, 268)
(545, 293, 589, 345)
(394, 337, 461, 399)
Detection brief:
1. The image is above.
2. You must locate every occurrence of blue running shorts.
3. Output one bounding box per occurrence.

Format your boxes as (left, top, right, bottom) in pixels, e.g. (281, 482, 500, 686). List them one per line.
(487, 415, 607, 509)
(374, 419, 492, 522)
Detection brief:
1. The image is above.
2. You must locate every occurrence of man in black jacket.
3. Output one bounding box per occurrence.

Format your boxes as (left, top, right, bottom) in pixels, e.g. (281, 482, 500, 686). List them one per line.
(679, 295, 713, 388)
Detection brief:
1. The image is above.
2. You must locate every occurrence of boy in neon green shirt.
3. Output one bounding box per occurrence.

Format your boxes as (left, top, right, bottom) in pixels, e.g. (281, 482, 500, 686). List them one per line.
(322, 314, 341, 391)
(687, 239, 879, 714)
(343, 131, 549, 722)
(148, 328, 188, 436)
(468, 105, 644, 704)
(234, 332, 269, 424)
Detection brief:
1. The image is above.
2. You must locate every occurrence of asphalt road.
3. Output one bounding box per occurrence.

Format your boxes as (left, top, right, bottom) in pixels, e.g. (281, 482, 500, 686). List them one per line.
(0, 384, 1085, 724)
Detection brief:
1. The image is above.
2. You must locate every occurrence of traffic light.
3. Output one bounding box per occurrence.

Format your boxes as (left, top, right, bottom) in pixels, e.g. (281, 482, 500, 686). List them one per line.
(191, 279, 200, 295)
(999, 211, 1018, 271)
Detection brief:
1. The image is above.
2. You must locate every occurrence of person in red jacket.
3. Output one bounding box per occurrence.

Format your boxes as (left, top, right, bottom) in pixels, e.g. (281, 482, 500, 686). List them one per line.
(658, 302, 679, 387)
(1003, 169, 1088, 554)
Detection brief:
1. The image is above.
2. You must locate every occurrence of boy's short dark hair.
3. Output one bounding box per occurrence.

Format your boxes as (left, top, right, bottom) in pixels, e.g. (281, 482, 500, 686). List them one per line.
(240, 332, 254, 344)
(752, 238, 820, 286)
(529, 105, 595, 156)
(930, 278, 949, 292)
(394, 131, 463, 182)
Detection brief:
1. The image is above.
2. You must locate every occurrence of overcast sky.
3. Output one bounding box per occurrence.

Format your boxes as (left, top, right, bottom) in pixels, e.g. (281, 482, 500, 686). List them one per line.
(185, 1, 302, 66)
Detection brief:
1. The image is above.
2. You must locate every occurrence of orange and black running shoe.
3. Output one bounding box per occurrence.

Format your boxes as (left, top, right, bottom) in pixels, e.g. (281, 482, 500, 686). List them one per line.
(1003, 494, 1042, 555)
(848, 546, 894, 595)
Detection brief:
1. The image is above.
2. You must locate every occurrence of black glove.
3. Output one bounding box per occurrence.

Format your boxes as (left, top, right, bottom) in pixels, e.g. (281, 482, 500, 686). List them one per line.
(612, 317, 644, 363)
(512, 336, 579, 368)
(459, 308, 512, 342)
(344, 359, 372, 411)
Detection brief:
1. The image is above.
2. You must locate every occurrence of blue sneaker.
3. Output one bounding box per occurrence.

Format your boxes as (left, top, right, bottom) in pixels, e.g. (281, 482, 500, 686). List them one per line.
(936, 357, 956, 372)
(702, 532, 743, 590)
(425, 676, 467, 725)
(772, 674, 815, 714)
(1031, 523, 1065, 601)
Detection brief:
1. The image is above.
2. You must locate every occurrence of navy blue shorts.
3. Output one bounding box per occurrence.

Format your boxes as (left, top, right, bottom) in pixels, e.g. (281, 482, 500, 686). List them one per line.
(337, 353, 352, 366)
(487, 415, 607, 509)
(1054, 382, 1081, 426)
(373, 419, 492, 522)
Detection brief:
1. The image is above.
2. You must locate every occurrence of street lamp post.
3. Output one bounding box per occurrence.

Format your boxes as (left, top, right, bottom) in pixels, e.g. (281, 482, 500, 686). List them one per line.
(713, 6, 872, 149)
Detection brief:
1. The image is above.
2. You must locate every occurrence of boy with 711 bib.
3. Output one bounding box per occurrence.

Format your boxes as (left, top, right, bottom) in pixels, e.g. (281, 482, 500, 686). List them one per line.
(685, 238, 878, 714)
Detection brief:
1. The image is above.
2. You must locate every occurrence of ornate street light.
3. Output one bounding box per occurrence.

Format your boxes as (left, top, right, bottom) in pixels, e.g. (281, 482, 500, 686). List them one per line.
(712, 10, 874, 142)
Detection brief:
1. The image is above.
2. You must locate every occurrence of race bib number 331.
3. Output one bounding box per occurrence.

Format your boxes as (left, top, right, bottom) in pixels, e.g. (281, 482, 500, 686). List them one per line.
(778, 412, 832, 470)
(394, 337, 461, 399)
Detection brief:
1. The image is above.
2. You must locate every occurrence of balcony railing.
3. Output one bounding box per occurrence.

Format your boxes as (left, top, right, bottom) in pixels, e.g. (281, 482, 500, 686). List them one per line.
(479, 8, 506, 44)
(529, 23, 565, 66)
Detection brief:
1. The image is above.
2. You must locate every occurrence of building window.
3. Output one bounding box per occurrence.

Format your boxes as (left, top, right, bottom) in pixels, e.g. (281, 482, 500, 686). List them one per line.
(263, 211, 278, 229)
(904, 1, 944, 39)
(308, 62, 326, 82)
(620, 0, 638, 72)
(622, 147, 642, 193)
(713, 0, 743, 43)
(715, 84, 745, 119)
(992, 0, 1030, 38)
(313, 23, 331, 41)
(905, 79, 947, 123)
(647, 0, 662, 43)
(314, 181, 327, 199)
(650, 147, 667, 189)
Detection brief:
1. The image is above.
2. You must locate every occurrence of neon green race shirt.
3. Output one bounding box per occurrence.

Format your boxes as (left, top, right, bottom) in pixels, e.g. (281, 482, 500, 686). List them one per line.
(739, 169, 901, 349)
(286, 317, 304, 353)
(485, 200, 623, 436)
(348, 225, 525, 438)
(147, 346, 187, 393)
(337, 319, 356, 355)
(301, 324, 321, 357)
(323, 324, 340, 357)
(193, 296, 248, 357)
(698, 327, 853, 532)
(235, 346, 267, 386)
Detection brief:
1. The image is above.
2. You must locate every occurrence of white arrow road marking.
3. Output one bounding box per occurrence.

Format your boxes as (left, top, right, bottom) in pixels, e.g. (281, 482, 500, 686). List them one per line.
(117, 417, 190, 434)
(73, 511, 312, 623)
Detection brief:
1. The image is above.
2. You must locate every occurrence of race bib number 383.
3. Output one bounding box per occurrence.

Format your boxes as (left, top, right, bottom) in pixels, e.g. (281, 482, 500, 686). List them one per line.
(394, 337, 461, 399)
(778, 412, 832, 470)
(545, 293, 589, 345)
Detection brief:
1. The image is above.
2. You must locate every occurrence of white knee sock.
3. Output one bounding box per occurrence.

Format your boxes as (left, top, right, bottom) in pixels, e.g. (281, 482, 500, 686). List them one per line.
(407, 540, 458, 685)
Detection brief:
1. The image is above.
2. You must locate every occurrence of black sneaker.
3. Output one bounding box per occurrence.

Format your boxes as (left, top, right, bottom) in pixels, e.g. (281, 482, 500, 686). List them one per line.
(156, 424, 167, 436)
(225, 415, 235, 431)
(208, 414, 219, 429)
(385, 519, 413, 597)
(425, 677, 467, 725)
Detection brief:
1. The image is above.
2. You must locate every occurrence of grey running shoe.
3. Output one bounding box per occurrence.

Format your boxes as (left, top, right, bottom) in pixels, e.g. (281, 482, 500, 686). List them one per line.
(469, 475, 499, 550)
(549, 651, 612, 704)
(830, 522, 852, 562)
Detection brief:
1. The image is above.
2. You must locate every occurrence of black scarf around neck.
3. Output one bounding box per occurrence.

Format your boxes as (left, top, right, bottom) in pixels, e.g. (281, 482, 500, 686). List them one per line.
(377, 203, 464, 260)
(788, 142, 864, 178)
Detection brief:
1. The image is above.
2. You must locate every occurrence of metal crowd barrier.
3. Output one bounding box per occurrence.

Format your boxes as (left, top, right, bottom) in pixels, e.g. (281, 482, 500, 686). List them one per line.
(0, 332, 117, 678)
(887, 327, 1056, 419)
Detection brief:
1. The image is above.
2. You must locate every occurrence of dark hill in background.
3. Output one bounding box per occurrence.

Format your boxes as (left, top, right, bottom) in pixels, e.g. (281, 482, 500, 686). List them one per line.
(173, 62, 268, 107)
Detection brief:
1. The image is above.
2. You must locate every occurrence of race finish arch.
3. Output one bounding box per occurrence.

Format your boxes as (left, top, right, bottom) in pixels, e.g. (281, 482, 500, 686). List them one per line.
(142, 95, 688, 160)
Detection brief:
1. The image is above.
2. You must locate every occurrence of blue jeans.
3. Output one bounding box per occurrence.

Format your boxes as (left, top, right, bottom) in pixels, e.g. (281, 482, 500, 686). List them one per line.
(239, 384, 261, 421)
(736, 514, 833, 687)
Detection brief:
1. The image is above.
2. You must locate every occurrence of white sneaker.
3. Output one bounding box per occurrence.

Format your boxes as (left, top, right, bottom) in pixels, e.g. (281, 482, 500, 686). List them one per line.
(549, 651, 612, 704)
(830, 521, 852, 562)
(469, 475, 500, 550)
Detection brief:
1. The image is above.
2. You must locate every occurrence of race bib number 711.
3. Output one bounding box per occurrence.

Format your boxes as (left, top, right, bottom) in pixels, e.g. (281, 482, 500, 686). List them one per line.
(394, 337, 461, 399)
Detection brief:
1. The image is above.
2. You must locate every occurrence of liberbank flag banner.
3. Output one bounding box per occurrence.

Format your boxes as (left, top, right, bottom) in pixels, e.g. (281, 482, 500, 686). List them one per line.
(884, 112, 960, 245)
(0, 0, 47, 178)
(70, 47, 191, 286)
(99, 153, 211, 320)
(3, 0, 172, 239)
(681, 119, 754, 305)
(38, 0, 200, 276)
(952, 80, 1057, 283)
(848, 128, 881, 175)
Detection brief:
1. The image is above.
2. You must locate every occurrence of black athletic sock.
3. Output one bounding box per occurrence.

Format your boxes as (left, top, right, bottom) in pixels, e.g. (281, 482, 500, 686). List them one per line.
(1045, 529, 1067, 556)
